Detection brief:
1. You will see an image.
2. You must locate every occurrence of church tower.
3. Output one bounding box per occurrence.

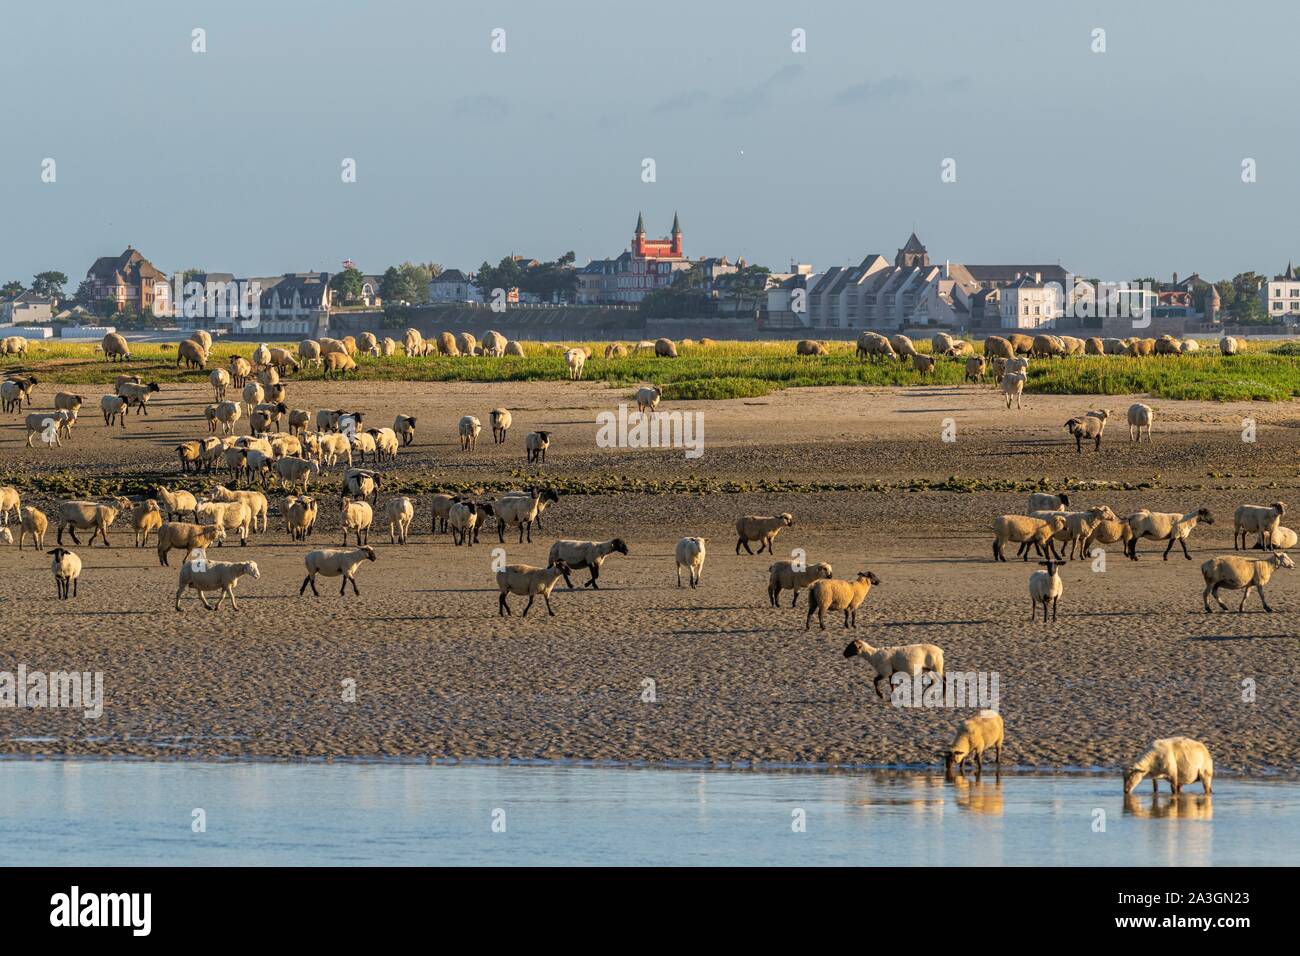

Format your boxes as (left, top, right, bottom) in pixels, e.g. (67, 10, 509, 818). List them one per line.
(895, 232, 930, 269)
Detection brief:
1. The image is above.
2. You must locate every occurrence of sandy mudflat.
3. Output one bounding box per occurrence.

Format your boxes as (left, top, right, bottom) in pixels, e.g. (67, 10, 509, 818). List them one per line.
(0, 378, 1298, 772)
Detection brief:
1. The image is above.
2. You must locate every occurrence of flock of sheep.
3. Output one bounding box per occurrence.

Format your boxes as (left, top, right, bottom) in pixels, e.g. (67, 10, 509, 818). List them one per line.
(0, 327, 1245, 793)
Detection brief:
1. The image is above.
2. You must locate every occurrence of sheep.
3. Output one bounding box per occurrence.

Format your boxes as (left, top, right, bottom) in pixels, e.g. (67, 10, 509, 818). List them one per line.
(494, 488, 558, 544)
(437, 331, 459, 356)
(999, 371, 1026, 409)
(155, 521, 226, 566)
(911, 353, 936, 376)
(24, 410, 70, 447)
(482, 330, 508, 356)
(1064, 414, 1105, 452)
(176, 339, 207, 369)
(635, 385, 662, 414)
(1201, 551, 1294, 612)
(98, 394, 127, 428)
(448, 500, 490, 546)
(273, 495, 314, 542)
(1234, 501, 1286, 551)
(285, 408, 313, 436)
(249, 342, 271, 369)
(53, 391, 84, 427)
(735, 513, 793, 555)
(341, 498, 373, 546)
(380, 336, 398, 357)
(888, 334, 918, 358)
(211, 400, 240, 436)
(795, 339, 828, 357)
(55, 500, 122, 547)
(458, 415, 482, 451)
(1268, 525, 1298, 551)
(1, 375, 37, 412)
(1120, 402, 1155, 443)
(945, 340, 975, 358)
(767, 559, 834, 607)
(1053, 506, 1118, 559)
(0, 335, 28, 356)
(804, 571, 880, 630)
(1083, 336, 1104, 355)
(1028, 559, 1064, 622)
(1126, 508, 1214, 561)
(127, 498, 164, 547)
(300, 546, 377, 597)
(986, 357, 1007, 384)
(189, 329, 213, 352)
(428, 493, 462, 534)
(256, 366, 281, 390)
(100, 332, 131, 362)
(367, 427, 400, 462)
(843, 639, 945, 699)
(48, 547, 82, 599)
(1126, 337, 1156, 357)
(342, 468, 381, 505)
(504, 340, 525, 357)
(548, 538, 629, 588)
(456, 331, 478, 355)
(239, 382, 264, 418)
(175, 559, 260, 611)
(673, 536, 707, 588)
(496, 561, 574, 616)
(0, 486, 19, 525)
(196, 500, 252, 546)
(209, 485, 269, 534)
(944, 710, 1004, 776)
(992, 515, 1062, 562)
(323, 352, 357, 378)
(1124, 738, 1213, 795)
(856, 331, 891, 362)
(525, 430, 551, 464)
(153, 486, 199, 521)
(982, 335, 1014, 359)
(931, 332, 955, 355)
(499, 487, 559, 532)
(1154, 335, 1181, 356)
(18, 506, 48, 551)
(964, 356, 986, 383)
(316, 409, 342, 433)
(317, 432, 353, 469)
(1028, 492, 1070, 512)
(655, 337, 678, 358)
(564, 348, 586, 380)
(1180, 338, 1200, 354)
(393, 414, 417, 447)
(381, 496, 415, 544)
(349, 429, 377, 463)
(605, 343, 628, 359)
(296, 339, 322, 368)
(1219, 336, 1238, 356)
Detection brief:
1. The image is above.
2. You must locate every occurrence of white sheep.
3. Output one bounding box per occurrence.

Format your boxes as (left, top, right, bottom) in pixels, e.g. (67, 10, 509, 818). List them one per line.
(564, 348, 586, 380)
(458, 415, 482, 451)
(382, 496, 415, 545)
(341, 499, 373, 546)
(1028, 492, 1070, 512)
(547, 538, 628, 588)
(767, 559, 833, 607)
(448, 500, 490, 546)
(1128, 403, 1154, 442)
(735, 513, 793, 555)
(1126, 508, 1214, 561)
(999, 371, 1026, 409)
(525, 430, 551, 464)
(393, 414, 417, 446)
(636, 385, 662, 414)
(300, 546, 377, 596)
(175, 559, 260, 611)
(490, 407, 512, 443)
(1028, 559, 1063, 622)
(100, 394, 128, 428)
(843, 639, 945, 700)
(48, 546, 82, 599)
(1201, 551, 1294, 612)
(496, 561, 574, 616)
(1124, 737, 1213, 795)
(674, 536, 706, 588)
(0, 485, 20, 525)
(945, 710, 1005, 776)
(805, 571, 880, 630)
(1233, 501, 1286, 551)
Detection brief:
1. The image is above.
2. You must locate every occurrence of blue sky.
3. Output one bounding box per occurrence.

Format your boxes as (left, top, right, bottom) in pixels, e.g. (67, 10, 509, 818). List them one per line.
(0, 0, 1294, 287)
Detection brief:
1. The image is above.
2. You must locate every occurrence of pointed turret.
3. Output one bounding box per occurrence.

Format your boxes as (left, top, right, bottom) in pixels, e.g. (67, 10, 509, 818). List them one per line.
(635, 212, 645, 235)
(671, 212, 681, 235)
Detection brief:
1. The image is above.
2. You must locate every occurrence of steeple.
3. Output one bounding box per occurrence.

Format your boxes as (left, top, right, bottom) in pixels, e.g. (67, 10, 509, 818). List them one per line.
(635, 212, 645, 236)
(1286, 262, 1296, 281)
(671, 212, 681, 235)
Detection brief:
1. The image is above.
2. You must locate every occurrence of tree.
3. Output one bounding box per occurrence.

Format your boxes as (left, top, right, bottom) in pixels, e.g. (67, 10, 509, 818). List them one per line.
(1, 280, 25, 298)
(182, 267, 205, 282)
(330, 267, 365, 305)
(715, 264, 771, 318)
(71, 279, 95, 309)
(380, 262, 432, 305)
(31, 271, 68, 299)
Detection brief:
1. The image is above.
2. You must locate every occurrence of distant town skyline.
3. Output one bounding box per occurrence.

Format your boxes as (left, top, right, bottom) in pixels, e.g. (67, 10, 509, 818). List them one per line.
(2, 0, 1297, 284)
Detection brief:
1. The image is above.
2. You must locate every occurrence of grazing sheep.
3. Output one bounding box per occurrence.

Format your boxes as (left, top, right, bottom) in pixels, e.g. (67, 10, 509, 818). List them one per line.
(504, 340, 525, 357)
(56, 500, 122, 547)
(1028, 559, 1063, 622)
(1154, 335, 1181, 356)
(945, 340, 975, 358)
(285, 495, 319, 541)
(856, 331, 897, 363)
(18, 506, 48, 551)
(1234, 501, 1286, 551)
(1065, 414, 1105, 452)
(992, 515, 1061, 562)
(0, 485, 18, 525)
(911, 353, 936, 376)
(48, 547, 82, 599)
(525, 430, 551, 464)
(964, 356, 986, 383)
(341, 498, 374, 546)
(322, 352, 357, 378)
(381, 496, 415, 544)
(458, 415, 482, 451)
(1083, 336, 1104, 355)
(301, 546, 377, 596)
(945, 710, 1005, 776)
(496, 561, 573, 616)
(0, 335, 29, 356)
(155, 521, 226, 566)
(1127, 403, 1154, 442)
(931, 332, 955, 355)
(189, 330, 213, 352)
(1201, 551, 1294, 612)
(153, 486, 198, 521)
(455, 331, 478, 355)
(548, 538, 629, 588)
(298, 339, 322, 367)
(795, 339, 829, 357)
(635, 385, 663, 414)
(1180, 338, 1200, 354)
(843, 639, 945, 700)
(655, 337, 678, 358)
(448, 500, 490, 546)
(805, 571, 880, 630)
(1219, 336, 1238, 356)
(674, 536, 706, 588)
(767, 559, 834, 607)
(176, 339, 207, 369)
(196, 500, 252, 546)
(735, 513, 793, 555)
(982, 335, 1014, 359)
(100, 332, 131, 362)
(481, 330, 508, 356)
(490, 408, 511, 443)
(1028, 492, 1070, 512)
(1126, 508, 1214, 561)
(605, 343, 628, 359)
(889, 334, 919, 358)
(999, 371, 1026, 409)
(1124, 738, 1213, 795)
(267, 347, 300, 374)
(175, 560, 260, 611)
(564, 348, 586, 380)
(436, 331, 459, 356)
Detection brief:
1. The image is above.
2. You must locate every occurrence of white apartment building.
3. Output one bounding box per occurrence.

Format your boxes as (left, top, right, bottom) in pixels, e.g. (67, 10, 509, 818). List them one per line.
(1262, 264, 1300, 318)
(1000, 274, 1063, 329)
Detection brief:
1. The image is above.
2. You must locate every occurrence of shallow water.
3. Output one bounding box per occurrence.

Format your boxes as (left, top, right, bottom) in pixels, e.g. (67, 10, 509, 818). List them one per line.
(0, 761, 1295, 866)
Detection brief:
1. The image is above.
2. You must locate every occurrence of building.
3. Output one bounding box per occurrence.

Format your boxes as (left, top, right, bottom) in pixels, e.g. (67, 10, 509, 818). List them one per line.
(576, 213, 693, 304)
(83, 246, 168, 315)
(360, 276, 384, 308)
(428, 269, 482, 303)
(1000, 274, 1063, 329)
(250, 273, 332, 336)
(1262, 264, 1300, 319)
(0, 291, 55, 324)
